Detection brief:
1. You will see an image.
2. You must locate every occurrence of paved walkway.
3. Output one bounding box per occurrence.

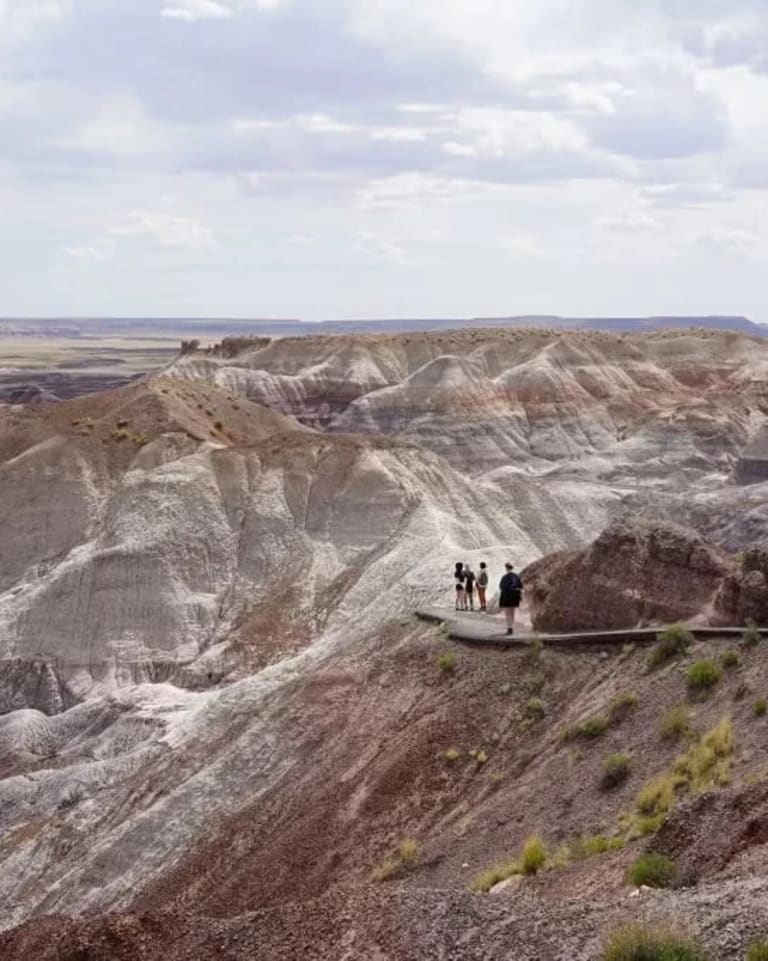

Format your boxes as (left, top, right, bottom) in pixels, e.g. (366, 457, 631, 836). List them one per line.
(415, 607, 764, 649)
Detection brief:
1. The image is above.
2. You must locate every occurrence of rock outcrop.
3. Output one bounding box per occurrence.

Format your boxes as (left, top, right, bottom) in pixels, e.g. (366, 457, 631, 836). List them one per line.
(522, 518, 732, 632)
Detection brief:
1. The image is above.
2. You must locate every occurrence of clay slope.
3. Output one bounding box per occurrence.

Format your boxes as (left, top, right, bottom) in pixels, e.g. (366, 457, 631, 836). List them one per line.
(169, 327, 768, 481)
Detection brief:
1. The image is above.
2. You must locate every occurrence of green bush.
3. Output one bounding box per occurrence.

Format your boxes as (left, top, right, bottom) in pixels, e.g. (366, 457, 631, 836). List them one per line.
(627, 851, 679, 888)
(686, 659, 722, 693)
(443, 747, 461, 762)
(743, 620, 762, 647)
(754, 699, 767, 718)
(601, 753, 632, 790)
(562, 716, 609, 741)
(520, 834, 546, 875)
(660, 704, 691, 740)
(746, 940, 768, 961)
(437, 652, 457, 674)
(572, 834, 624, 859)
(602, 924, 710, 961)
(721, 648, 740, 668)
(649, 624, 693, 668)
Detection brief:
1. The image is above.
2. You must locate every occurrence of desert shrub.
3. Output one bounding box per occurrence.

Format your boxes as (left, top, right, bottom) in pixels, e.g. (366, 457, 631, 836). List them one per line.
(470, 860, 519, 892)
(443, 747, 461, 762)
(110, 428, 129, 441)
(561, 716, 609, 741)
(686, 659, 722, 693)
(398, 839, 419, 866)
(213, 420, 224, 431)
(520, 834, 546, 875)
(371, 858, 399, 881)
(608, 692, 639, 724)
(660, 705, 691, 740)
(469, 748, 489, 766)
(746, 940, 768, 961)
(572, 834, 624, 859)
(649, 624, 693, 668)
(636, 773, 678, 817)
(437, 652, 457, 674)
(754, 699, 767, 718)
(627, 851, 678, 888)
(602, 924, 710, 961)
(743, 620, 762, 647)
(721, 649, 740, 669)
(674, 717, 734, 791)
(526, 696, 545, 717)
(371, 839, 420, 881)
(601, 753, 632, 790)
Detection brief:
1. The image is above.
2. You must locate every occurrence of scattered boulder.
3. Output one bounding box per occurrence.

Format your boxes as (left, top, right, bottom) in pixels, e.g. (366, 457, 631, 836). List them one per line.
(522, 518, 732, 632)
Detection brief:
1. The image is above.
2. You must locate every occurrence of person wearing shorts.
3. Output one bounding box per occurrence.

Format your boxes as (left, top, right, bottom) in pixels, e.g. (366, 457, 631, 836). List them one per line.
(477, 562, 489, 612)
(454, 562, 466, 611)
(499, 563, 523, 635)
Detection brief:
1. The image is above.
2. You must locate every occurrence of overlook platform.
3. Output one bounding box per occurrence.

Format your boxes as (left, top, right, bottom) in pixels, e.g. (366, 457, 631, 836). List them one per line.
(415, 607, 766, 649)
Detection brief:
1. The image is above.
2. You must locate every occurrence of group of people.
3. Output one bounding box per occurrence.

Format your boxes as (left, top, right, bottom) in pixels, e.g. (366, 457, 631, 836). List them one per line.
(453, 561, 523, 635)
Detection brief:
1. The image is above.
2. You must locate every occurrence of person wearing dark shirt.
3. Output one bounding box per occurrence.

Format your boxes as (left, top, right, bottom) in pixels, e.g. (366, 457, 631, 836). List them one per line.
(454, 562, 466, 611)
(499, 563, 523, 635)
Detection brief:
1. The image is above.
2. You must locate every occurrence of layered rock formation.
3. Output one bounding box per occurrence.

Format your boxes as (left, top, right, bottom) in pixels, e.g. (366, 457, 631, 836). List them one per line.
(522, 518, 731, 632)
(3, 327, 768, 957)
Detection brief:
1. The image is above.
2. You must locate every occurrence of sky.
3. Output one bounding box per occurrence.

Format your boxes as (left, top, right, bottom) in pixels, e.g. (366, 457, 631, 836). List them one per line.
(2, 0, 768, 320)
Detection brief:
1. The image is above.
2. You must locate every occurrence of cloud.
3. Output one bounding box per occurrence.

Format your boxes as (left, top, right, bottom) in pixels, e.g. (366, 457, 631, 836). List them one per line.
(108, 210, 215, 250)
(160, 0, 283, 18)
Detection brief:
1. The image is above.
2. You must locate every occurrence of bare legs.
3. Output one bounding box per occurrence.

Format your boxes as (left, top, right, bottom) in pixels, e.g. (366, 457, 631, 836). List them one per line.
(504, 606, 516, 634)
(455, 589, 467, 611)
(477, 586, 487, 612)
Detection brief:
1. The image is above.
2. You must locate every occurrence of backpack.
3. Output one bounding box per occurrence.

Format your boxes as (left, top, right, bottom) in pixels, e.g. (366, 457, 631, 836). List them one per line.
(478, 570, 489, 587)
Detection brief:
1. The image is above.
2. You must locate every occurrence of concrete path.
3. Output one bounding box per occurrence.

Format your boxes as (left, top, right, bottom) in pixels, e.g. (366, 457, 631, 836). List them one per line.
(415, 607, 765, 649)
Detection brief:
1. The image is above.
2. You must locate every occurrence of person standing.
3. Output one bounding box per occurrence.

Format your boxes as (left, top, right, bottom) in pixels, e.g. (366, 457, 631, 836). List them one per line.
(464, 566, 476, 611)
(454, 562, 466, 611)
(499, 563, 523, 635)
(477, 562, 489, 612)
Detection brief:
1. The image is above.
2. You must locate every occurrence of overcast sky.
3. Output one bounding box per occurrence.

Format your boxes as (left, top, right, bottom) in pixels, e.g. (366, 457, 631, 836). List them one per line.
(3, 0, 768, 319)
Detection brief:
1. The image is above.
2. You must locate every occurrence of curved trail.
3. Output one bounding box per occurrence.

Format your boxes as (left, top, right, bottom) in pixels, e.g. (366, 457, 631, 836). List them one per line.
(415, 607, 765, 648)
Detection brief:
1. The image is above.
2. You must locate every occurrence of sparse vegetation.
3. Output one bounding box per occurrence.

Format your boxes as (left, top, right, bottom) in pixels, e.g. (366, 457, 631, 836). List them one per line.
(746, 940, 768, 961)
(469, 748, 489, 767)
(525, 696, 545, 717)
(636, 773, 678, 817)
(571, 834, 625, 859)
(686, 659, 722, 693)
(371, 839, 420, 881)
(110, 428, 129, 442)
(674, 717, 734, 791)
(649, 624, 693, 668)
(608, 691, 639, 724)
(602, 924, 710, 961)
(743, 619, 762, 648)
(721, 648, 740, 669)
(754, 699, 767, 718)
(520, 834, 546, 875)
(661, 704, 691, 740)
(443, 747, 461, 762)
(627, 851, 679, 888)
(601, 753, 632, 790)
(470, 860, 520, 892)
(561, 715, 609, 741)
(437, 652, 457, 674)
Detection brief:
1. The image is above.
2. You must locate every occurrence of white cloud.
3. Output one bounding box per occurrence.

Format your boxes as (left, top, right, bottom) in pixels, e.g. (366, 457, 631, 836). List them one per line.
(285, 233, 316, 245)
(595, 209, 662, 231)
(161, 0, 232, 20)
(63, 242, 114, 262)
(500, 234, 547, 257)
(357, 173, 495, 212)
(354, 230, 410, 263)
(161, 0, 283, 19)
(109, 210, 215, 250)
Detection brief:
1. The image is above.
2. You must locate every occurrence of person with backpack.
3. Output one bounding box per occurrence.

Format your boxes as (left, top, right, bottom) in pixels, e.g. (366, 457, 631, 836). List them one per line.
(464, 565, 476, 611)
(499, 563, 523, 635)
(477, 562, 489, 612)
(454, 562, 466, 611)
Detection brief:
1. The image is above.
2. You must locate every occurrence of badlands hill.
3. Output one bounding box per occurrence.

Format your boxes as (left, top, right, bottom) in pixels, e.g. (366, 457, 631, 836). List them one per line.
(3, 328, 768, 958)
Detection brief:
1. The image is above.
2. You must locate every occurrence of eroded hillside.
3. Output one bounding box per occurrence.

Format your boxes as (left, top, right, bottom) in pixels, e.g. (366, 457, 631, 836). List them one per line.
(3, 327, 768, 959)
